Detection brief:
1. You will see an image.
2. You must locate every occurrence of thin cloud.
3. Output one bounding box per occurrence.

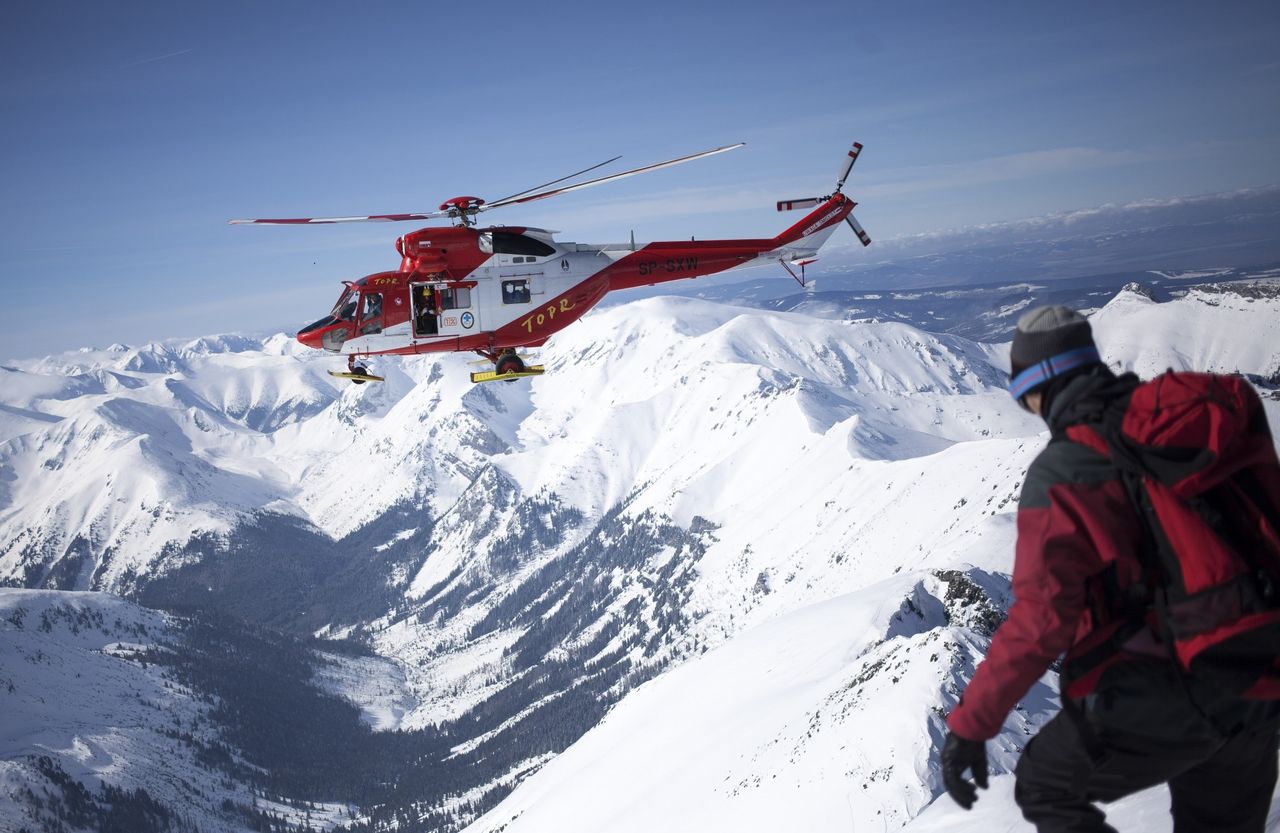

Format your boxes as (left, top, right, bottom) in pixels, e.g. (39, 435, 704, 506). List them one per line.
(858, 147, 1158, 200)
(858, 184, 1280, 248)
(123, 49, 193, 68)
(490, 146, 1165, 238)
(1244, 60, 1280, 76)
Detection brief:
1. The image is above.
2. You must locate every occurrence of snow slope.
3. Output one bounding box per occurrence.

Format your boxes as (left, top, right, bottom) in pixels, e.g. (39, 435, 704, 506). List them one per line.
(1093, 283, 1280, 380)
(366, 298, 1043, 743)
(0, 338, 340, 589)
(464, 569, 1043, 833)
(0, 589, 334, 833)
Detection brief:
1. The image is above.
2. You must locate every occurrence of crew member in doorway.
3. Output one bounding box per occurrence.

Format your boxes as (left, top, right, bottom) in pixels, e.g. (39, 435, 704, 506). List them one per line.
(415, 285, 438, 336)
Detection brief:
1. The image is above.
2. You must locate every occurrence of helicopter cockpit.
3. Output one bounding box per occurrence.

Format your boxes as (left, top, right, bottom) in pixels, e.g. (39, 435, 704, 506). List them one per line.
(297, 282, 372, 351)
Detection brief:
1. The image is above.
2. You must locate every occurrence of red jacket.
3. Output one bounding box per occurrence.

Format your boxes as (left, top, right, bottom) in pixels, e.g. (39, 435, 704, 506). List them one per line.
(948, 370, 1146, 741)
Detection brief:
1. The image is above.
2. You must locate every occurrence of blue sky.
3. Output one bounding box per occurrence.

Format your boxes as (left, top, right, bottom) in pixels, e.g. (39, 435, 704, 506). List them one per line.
(2, 0, 1278, 358)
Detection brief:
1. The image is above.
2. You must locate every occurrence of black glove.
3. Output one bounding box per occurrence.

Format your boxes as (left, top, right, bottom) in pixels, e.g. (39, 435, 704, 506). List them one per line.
(941, 731, 988, 810)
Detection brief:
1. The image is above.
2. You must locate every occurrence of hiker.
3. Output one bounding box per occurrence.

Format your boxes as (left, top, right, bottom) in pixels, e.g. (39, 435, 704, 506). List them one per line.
(941, 305, 1280, 832)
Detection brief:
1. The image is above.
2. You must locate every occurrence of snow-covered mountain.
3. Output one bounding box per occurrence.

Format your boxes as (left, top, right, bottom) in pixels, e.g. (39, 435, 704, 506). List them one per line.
(460, 281, 1280, 833)
(2, 279, 1278, 831)
(0, 588, 371, 833)
(655, 262, 1280, 343)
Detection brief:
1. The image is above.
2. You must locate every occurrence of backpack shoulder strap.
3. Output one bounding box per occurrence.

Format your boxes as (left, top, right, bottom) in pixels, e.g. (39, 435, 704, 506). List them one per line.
(1063, 423, 1109, 458)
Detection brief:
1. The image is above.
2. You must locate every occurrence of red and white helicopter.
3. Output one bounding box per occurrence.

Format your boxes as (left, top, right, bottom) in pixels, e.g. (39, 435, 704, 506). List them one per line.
(230, 140, 871, 383)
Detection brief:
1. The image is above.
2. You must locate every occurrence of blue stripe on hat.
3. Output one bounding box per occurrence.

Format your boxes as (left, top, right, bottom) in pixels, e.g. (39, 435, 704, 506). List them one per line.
(1008, 346, 1101, 400)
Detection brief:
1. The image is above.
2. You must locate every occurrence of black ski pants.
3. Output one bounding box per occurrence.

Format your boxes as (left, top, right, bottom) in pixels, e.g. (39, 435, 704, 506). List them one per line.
(1014, 708, 1278, 833)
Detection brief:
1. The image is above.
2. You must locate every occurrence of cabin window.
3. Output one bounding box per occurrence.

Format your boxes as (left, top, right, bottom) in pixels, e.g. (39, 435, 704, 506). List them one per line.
(502, 280, 531, 304)
(441, 287, 471, 310)
(492, 232, 555, 257)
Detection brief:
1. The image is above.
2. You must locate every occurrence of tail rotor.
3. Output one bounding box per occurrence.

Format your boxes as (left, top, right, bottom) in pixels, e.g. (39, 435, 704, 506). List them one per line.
(775, 140, 870, 247)
(833, 141, 863, 193)
(845, 214, 871, 247)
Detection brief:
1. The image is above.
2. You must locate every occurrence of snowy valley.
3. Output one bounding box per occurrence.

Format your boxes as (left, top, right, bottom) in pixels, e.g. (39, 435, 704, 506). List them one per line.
(2, 278, 1279, 832)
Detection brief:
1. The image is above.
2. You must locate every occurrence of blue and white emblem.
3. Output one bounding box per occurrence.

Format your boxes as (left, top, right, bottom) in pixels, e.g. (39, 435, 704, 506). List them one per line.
(461, 311, 475, 329)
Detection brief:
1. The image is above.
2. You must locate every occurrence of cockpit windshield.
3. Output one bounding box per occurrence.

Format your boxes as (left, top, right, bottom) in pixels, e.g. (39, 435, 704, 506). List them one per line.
(331, 287, 358, 321)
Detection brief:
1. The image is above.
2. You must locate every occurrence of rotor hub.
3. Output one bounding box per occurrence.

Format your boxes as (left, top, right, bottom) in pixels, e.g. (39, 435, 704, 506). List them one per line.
(439, 196, 485, 226)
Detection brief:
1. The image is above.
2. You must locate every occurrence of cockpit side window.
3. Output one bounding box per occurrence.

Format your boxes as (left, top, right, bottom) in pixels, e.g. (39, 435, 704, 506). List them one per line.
(492, 232, 555, 257)
(359, 292, 383, 334)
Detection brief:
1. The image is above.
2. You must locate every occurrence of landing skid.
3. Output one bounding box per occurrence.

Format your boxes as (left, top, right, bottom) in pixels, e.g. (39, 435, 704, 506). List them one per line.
(470, 365, 545, 384)
(331, 356, 384, 384)
(329, 369, 385, 383)
(470, 348, 543, 384)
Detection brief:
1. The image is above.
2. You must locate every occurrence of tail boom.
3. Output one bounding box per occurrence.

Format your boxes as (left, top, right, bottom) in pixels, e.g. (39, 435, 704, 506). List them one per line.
(601, 195, 855, 292)
(772, 193, 855, 250)
(600, 141, 865, 292)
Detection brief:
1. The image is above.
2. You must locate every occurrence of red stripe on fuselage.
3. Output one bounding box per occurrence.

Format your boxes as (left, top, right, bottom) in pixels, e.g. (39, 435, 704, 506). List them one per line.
(603, 239, 773, 292)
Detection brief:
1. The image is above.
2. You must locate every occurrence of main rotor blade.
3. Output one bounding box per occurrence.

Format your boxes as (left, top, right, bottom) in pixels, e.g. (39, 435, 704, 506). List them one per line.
(228, 158, 626, 226)
(228, 211, 447, 225)
(776, 197, 825, 212)
(834, 141, 863, 193)
(483, 143, 745, 211)
(487, 155, 623, 206)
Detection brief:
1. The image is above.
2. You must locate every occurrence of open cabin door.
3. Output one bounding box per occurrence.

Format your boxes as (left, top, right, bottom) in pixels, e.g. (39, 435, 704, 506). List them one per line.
(410, 282, 438, 337)
(413, 280, 479, 339)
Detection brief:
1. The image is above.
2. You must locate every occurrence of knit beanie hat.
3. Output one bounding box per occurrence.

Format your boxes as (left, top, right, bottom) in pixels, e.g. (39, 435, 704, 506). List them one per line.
(1008, 305, 1101, 401)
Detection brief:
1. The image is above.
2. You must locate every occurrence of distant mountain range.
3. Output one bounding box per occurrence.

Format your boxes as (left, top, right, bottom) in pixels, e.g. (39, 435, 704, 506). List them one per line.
(612, 185, 1280, 310)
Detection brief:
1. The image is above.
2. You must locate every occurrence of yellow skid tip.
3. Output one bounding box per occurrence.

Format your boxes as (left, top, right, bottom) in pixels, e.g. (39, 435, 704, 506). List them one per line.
(470, 365, 546, 384)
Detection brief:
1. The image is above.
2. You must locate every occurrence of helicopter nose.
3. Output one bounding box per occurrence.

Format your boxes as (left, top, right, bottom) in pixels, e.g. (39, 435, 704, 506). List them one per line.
(296, 315, 340, 351)
(295, 318, 351, 352)
(296, 328, 323, 350)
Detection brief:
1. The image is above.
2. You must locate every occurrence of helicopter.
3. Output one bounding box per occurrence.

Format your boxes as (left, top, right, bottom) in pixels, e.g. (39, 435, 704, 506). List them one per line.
(229, 139, 871, 383)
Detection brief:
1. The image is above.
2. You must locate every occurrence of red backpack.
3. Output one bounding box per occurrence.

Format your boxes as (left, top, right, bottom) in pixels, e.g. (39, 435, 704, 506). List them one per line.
(1065, 371, 1280, 699)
